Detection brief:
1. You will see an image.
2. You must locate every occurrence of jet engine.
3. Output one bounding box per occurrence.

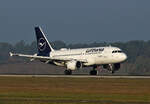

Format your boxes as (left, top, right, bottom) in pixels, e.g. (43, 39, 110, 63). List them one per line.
(103, 63, 120, 73)
(66, 60, 82, 70)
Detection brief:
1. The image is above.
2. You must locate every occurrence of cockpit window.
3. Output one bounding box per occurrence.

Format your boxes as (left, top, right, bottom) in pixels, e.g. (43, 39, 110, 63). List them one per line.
(112, 50, 122, 53)
(118, 50, 122, 53)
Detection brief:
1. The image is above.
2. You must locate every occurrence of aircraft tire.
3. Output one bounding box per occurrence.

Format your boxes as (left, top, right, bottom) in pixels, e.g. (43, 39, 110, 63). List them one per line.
(90, 70, 98, 75)
(111, 70, 115, 74)
(64, 70, 72, 75)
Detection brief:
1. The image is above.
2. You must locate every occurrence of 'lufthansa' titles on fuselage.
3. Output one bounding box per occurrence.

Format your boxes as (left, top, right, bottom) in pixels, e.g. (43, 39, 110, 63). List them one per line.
(86, 48, 104, 54)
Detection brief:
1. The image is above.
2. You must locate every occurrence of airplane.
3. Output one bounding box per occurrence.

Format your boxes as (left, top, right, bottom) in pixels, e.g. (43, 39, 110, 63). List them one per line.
(9, 26, 127, 75)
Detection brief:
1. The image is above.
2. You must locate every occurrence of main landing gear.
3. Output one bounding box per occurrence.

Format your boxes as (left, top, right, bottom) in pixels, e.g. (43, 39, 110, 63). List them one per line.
(111, 70, 115, 74)
(90, 70, 98, 75)
(89, 66, 98, 75)
(64, 70, 72, 75)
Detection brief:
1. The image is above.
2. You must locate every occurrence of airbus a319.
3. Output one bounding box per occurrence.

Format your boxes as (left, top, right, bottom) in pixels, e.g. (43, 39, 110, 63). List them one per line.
(10, 27, 127, 75)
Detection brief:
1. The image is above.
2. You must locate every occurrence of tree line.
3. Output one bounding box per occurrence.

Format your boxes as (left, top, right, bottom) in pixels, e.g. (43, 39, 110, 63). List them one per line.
(0, 40, 150, 75)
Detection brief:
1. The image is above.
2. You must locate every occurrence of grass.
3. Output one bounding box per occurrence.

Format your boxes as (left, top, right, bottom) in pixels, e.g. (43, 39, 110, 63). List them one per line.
(0, 77, 150, 104)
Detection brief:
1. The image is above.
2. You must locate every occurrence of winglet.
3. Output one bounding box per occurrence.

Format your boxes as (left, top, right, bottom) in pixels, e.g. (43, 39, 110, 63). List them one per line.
(9, 52, 19, 57)
(9, 52, 13, 57)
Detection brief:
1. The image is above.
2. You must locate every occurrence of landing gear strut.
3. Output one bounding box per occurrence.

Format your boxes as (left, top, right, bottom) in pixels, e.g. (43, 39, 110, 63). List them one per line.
(64, 70, 72, 75)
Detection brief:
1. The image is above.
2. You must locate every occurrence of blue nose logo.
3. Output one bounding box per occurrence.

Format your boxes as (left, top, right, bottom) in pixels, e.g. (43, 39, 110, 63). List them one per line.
(38, 38, 46, 51)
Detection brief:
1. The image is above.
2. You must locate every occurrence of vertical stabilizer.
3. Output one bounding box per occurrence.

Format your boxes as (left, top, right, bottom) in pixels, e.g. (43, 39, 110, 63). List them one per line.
(35, 26, 54, 56)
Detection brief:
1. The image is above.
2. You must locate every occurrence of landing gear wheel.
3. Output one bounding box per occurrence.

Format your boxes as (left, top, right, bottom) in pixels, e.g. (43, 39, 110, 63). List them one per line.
(111, 70, 115, 74)
(90, 70, 98, 75)
(64, 70, 72, 75)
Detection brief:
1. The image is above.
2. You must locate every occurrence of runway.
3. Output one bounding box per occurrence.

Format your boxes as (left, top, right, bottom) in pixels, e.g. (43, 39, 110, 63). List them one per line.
(0, 75, 150, 78)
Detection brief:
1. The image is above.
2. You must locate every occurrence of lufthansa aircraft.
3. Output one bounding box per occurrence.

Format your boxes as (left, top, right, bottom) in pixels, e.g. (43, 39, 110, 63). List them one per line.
(10, 27, 127, 75)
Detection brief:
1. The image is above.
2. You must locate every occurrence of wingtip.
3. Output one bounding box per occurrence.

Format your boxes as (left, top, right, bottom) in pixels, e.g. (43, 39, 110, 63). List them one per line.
(9, 52, 13, 57)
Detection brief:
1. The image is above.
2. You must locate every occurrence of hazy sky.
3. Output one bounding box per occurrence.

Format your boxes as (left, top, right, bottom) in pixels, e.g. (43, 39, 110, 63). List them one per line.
(0, 0, 149, 43)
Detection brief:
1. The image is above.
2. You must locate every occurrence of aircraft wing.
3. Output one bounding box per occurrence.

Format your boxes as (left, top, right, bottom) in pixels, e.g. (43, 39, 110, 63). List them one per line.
(51, 57, 88, 63)
(9, 52, 87, 63)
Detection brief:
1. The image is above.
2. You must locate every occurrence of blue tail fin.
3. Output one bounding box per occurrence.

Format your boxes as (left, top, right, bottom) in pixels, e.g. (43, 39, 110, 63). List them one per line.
(35, 26, 54, 56)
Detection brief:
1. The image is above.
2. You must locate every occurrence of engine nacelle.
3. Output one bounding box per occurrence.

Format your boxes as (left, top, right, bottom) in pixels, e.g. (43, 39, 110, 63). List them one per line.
(66, 60, 82, 70)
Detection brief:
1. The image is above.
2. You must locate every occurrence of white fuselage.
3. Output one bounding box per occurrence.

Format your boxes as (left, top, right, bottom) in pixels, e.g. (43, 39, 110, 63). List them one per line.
(50, 46, 127, 66)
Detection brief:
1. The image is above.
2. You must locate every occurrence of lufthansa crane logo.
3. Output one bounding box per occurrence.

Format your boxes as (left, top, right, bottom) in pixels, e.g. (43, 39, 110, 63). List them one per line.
(38, 38, 46, 51)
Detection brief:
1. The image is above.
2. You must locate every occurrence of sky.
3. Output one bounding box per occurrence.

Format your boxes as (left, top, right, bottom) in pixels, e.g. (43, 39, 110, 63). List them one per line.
(0, 0, 149, 44)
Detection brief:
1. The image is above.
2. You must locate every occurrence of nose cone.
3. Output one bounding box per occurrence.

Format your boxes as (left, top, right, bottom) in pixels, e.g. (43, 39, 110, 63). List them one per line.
(122, 53, 127, 62)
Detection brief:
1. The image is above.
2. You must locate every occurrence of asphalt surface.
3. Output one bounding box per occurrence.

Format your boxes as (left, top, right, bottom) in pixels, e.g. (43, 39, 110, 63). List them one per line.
(0, 75, 150, 78)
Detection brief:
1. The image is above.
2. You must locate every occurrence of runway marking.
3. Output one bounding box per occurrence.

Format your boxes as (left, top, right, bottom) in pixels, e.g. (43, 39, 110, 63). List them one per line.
(0, 75, 150, 78)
